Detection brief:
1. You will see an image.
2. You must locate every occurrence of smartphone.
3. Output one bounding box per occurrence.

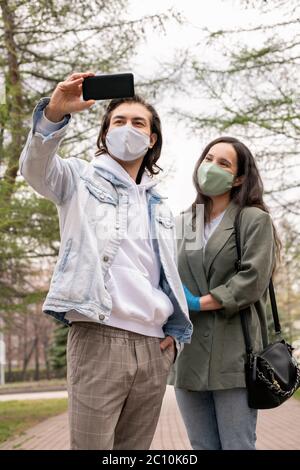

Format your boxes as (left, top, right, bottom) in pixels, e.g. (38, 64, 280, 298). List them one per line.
(82, 73, 134, 101)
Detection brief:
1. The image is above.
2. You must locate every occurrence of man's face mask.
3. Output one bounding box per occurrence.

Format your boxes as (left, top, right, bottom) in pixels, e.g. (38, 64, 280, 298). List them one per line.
(197, 161, 235, 196)
(105, 125, 150, 162)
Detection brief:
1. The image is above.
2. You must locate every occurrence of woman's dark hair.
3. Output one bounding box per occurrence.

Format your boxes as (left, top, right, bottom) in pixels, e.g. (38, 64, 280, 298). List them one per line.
(192, 136, 281, 271)
(95, 95, 162, 183)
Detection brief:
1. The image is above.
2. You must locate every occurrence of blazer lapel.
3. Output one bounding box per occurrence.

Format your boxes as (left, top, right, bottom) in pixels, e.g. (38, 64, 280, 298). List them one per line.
(204, 200, 239, 279)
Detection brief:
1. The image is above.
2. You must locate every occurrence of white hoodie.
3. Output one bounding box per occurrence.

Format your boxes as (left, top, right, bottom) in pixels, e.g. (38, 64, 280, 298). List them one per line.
(66, 153, 174, 337)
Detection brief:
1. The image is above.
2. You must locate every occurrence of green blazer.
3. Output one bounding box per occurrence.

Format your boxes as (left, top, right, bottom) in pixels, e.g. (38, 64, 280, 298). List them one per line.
(168, 200, 275, 390)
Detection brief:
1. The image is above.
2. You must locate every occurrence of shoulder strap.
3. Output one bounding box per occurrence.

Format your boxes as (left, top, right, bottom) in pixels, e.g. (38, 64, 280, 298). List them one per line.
(268, 279, 281, 334)
(234, 209, 281, 353)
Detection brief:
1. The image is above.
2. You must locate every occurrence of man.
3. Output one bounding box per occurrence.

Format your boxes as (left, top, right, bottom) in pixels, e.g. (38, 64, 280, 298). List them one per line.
(19, 71, 192, 450)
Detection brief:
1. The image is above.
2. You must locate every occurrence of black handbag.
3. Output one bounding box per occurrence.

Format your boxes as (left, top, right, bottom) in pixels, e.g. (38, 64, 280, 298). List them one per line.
(234, 210, 300, 409)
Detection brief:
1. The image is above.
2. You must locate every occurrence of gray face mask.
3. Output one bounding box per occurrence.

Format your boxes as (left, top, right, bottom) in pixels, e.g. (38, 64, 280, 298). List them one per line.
(197, 162, 235, 196)
(105, 125, 150, 162)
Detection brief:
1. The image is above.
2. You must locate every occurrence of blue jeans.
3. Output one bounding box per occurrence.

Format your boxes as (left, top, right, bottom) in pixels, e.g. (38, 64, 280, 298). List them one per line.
(175, 387, 257, 450)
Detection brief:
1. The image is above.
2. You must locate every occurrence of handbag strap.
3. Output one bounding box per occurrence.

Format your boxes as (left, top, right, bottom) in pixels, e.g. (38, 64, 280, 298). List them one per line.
(268, 279, 281, 334)
(234, 209, 281, 354)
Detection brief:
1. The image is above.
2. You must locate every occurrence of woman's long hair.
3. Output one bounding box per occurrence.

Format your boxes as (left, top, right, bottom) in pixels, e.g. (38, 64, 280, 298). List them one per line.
(95, 95, 162, 184)
(192, 136, 281, 271)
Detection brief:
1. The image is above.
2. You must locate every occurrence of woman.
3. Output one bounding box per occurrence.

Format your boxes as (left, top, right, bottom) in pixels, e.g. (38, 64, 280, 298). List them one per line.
(170, 136, 281, 450)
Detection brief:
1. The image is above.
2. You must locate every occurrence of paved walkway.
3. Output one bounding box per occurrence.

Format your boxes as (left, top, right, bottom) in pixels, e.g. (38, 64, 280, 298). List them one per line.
(0, 391, 68, 402)
(0, 386, 299, 450)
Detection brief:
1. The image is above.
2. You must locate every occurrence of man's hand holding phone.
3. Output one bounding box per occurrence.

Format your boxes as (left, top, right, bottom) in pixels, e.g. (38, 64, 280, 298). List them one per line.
(45, 71, 96, 122)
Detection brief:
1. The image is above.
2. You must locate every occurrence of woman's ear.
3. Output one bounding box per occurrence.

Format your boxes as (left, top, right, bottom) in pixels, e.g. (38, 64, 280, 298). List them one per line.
(149, 133, 157, 149)
(233, 175, 245, 187)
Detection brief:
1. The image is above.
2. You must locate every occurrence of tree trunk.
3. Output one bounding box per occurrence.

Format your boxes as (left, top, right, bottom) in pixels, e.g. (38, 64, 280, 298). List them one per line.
(34, 335, 39, 381)
(22, 338, 36, 381)
(43, 338, 51, 380)
(21, 315, 28, 380)
(0, 0, 24, 195)
(6, 330, 12, 382)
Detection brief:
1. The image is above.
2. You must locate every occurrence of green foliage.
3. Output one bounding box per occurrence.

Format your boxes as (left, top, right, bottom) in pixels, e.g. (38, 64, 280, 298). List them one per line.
(49, 323, 69, 372)
(180, 2, 299, 161)
(177, 1, 300, 342)
(0, 0, 175, 373)
(0, 179, 59, 313)
(0, 2, 180, 389)
(0, 0, 174, 280)
(176, 0, 300, 235)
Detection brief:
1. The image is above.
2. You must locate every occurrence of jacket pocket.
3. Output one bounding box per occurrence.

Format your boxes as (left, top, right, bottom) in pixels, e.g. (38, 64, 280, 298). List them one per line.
(156, 215, 176, 262)
(82, 177, 117, 206)
(156, 215, 175, 229)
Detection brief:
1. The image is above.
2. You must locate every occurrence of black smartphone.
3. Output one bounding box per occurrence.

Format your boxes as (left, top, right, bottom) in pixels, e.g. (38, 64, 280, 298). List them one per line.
(82, 73, 134, 101)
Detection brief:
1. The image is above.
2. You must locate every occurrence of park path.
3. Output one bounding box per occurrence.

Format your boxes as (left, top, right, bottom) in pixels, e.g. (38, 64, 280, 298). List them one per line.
(0, 386, 299, 450)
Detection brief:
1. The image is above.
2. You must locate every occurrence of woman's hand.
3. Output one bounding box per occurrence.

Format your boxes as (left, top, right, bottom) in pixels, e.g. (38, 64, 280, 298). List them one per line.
(199, 294, 222, 311)
(45, 71, 96, 122)
(183, 284, 201, 311)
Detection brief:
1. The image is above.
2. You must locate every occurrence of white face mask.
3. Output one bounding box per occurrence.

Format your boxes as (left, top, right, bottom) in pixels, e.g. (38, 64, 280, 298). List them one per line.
(105, 125, 151, 162)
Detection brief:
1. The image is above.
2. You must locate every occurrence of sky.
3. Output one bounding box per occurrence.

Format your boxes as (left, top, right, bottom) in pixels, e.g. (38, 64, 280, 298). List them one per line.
(125, 0, 298, 216)
(2, 0, 296, 219)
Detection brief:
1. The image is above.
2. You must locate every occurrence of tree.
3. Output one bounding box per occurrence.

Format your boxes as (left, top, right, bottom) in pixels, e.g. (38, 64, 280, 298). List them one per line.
(0, 0, 179, 379)
(172, 0, 300, 344)
(0, 0, 176, 185)
(274, 218, 300, 343)
(175, 0, 300, 219)
(49, 323, 68, 375)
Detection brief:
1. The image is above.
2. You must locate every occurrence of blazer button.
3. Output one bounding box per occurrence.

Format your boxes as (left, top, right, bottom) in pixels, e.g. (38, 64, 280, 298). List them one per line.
(99, 314, 105, 321)
(203, 331, 210, 338)
(103, 255, 109, 262)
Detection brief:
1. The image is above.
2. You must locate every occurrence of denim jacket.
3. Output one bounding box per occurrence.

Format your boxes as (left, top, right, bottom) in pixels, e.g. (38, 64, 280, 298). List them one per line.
(19, 97, 193, 345)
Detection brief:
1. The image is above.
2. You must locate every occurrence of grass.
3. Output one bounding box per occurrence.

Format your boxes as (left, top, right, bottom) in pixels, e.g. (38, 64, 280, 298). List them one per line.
(0, 378, 67, 394)
(294, 389, 300, 401)
(0, 398, 68, 444)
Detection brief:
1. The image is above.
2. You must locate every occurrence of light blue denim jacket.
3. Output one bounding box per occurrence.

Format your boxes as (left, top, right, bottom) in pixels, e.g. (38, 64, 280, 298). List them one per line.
(19, 97, 193, 345)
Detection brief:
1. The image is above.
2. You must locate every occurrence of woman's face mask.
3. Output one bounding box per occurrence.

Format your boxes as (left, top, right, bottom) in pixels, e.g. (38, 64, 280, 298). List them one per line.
(105, 125, 150, 162)
(197, 161, 235, 196)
